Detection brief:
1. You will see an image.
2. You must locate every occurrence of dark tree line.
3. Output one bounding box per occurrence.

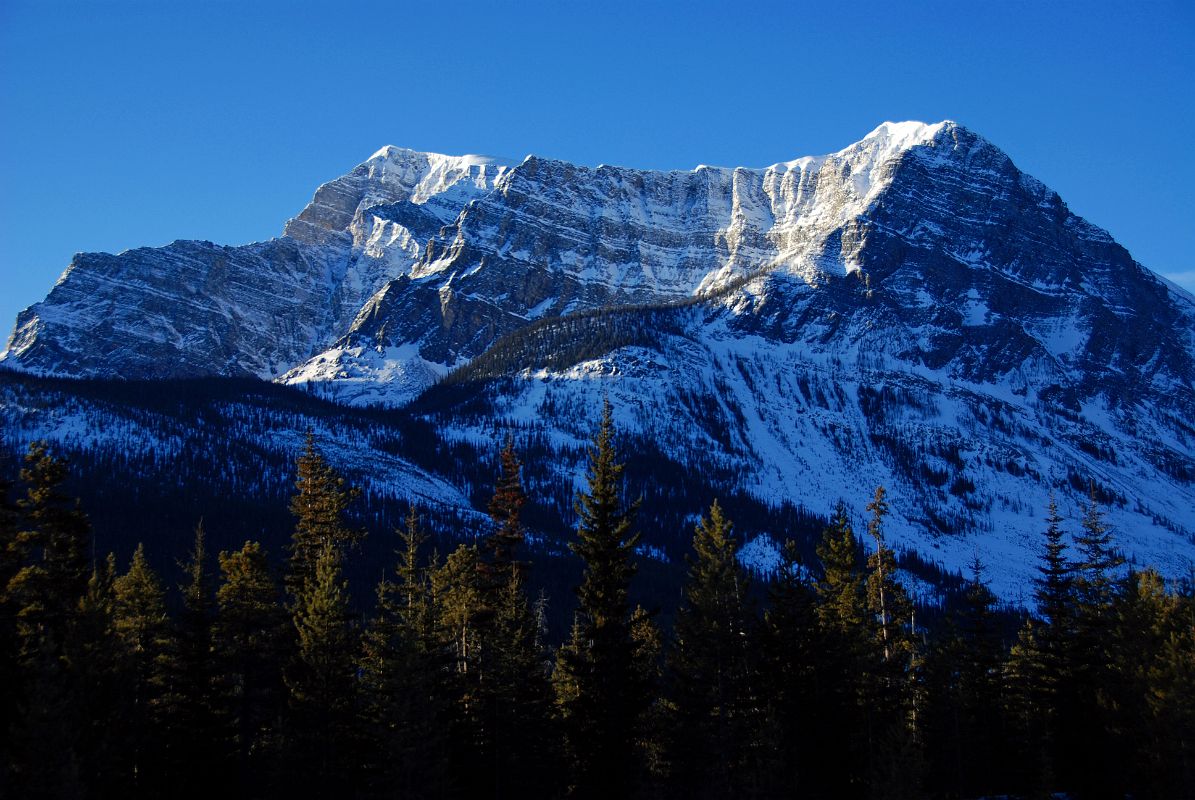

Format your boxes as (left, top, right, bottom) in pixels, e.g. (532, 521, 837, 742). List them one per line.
(2, 409, 1193, 799)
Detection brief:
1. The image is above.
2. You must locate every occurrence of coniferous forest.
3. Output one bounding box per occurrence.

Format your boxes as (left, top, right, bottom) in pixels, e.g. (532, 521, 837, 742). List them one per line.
(2, 401, 1194, 800)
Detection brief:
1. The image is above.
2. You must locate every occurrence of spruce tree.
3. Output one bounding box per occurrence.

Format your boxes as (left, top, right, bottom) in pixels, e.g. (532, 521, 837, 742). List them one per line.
(1067, 488, 1127, 798)
(862, 487, 920, 800)
(433, 542, 482, 680)
(554, 399, 649, 799)
(460, 441, 558, 799)
(212, 541, 289, 795)
(815, 503, 868, 635)
(1073, 486, 1124, 618)
(286, 431, 361, 600)
(813, 503, 874, 800)
(485, 567, 557, 799)
(7, 442, 91, 659)
(1006, 494, 1077, 795)
(759, 540, 821, 796)
(0, 474, 20, 785)
(923, 556, 1006, 798)
(113, 543, 174, 795)
(286, 540, 359, 796)
(74, 552, 126, 796)
(358, 508, 452, 799)
(668, 500, 759, 799)
(483, 436, 527, 584)
(2, 446, 96, 798)
(865, 486, 911, 665)
(167, 521, 220, 793)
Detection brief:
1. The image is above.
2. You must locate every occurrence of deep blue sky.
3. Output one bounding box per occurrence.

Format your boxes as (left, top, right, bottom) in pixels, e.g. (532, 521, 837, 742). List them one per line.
(2, 0, 1193, 333)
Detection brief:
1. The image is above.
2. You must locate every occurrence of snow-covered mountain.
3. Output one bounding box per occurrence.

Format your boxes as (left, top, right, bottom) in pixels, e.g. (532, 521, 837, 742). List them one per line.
(3, 121, 1194, 598)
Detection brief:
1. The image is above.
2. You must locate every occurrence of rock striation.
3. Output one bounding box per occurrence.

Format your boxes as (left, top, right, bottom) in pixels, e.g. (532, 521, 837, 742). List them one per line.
(4, 121, 1194, 596)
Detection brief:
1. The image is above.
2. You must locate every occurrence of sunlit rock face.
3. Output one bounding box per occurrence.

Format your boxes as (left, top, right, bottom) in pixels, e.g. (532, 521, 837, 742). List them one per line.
(4, 121, 1194, 598)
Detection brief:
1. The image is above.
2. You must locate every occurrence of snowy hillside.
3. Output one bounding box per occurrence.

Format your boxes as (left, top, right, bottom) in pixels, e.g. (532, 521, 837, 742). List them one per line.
(2, 121, 1193, 598)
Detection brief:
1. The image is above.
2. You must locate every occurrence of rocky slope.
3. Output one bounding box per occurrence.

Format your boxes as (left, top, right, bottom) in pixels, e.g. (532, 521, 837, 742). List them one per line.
(3, 121, 1193, 596)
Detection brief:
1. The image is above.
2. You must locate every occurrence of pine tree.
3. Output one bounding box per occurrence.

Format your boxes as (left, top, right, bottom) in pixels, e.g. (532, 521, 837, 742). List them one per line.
(0, 473, 21, 786)
(485, 567, 558, 799)
(759, 540, 821, 796)
(7, 442, 91, 658)
(1067, 488, 1127, 799)
(113, 543, 174, 795)
(212, 541, 289, 795)
(1073, 486, 1124, 618)
(861, 487, 920, 800)
(1136, 577, 1195, 798)
(815, 503, 868, 635)
(74, 552, 127, 796)
(286, 431, 361, 600)
(483, 436, 527, 584)
(433, 542, 482, 680)
(451, 441, 559, 799)
(813, 503, 880, 800)
(1036, 494, 1075, 664)
(1111, 568, 1195, 797)
(1006, 494, 1078, 795)
(668, 500, 759, 798)
(923, 556, 1006, 798)
(166, 521, 220, 793)
(865, 486, 911, 665)
(286, 540, 359, 796)
(554, 399, 649, 799)
(3, 445, 99, 799)
(359, 508, 452, 799)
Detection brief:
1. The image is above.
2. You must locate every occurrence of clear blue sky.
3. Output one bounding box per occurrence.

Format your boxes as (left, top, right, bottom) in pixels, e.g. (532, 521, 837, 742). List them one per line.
(2, 0, 1193, 334)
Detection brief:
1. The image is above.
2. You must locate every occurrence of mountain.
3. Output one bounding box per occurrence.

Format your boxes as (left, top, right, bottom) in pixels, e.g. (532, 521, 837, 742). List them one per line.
(3, 121, 1193, 598)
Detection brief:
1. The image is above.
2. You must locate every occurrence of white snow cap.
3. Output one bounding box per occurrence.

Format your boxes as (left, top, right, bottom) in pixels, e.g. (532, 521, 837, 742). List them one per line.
(858, 120, 954, 151)
(366, 145, 517, 169)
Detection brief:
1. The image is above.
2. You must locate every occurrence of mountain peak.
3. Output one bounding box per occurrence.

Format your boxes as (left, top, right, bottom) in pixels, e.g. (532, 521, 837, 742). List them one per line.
(364, 144, 517, 170)
(846, 120, 967, 162)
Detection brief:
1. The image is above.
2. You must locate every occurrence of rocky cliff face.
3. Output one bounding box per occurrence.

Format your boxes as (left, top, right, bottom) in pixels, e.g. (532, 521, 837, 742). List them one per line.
(3, 121, 1193, 595)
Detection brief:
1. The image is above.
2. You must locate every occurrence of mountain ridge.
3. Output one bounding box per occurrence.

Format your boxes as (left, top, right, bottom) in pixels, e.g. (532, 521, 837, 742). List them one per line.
(2, 120, 1192, 598)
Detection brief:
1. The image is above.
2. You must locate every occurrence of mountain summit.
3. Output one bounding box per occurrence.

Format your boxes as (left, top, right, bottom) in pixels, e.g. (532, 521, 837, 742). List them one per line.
(3, 121, 1193, 595)
(4, 120, 982, 395)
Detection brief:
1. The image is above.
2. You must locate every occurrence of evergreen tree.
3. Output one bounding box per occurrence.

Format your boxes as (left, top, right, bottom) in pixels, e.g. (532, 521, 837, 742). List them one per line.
(212, 541, 289, 796)
(483, 436, 527, 584)
(286, 432, 361, 600)
(812, 503, 876, 800)
(862, 487, 920, 800)
(433, 542, 482, 681)
(2, 446, 95, 798)
(667, 500, 759, 798)
(630, 603, 666, 792)
(0, 474, 20, 785)
(1073, 487, 1124, 614)
(286, 540, 359, 796)
(1005, 494, 1077, 795)
(457, 441, 559, 799)
(865, 487, 910, 664)
(922, 556, 1006, 798)
(358, 508, 452, 799)
(815, 503, 868, 635)
(554, 399, 650, 799)
(113, 543, 174, 796)
(1113, 568, 1195, 798)
(759, 540, 821, 796)
(484, 567, 558, 799)
(74, 552, 126, 796)
(1068, 488, 1127, 799)
(166, 521, 221, 793)
(1036, 494, 1076, 666)
(13, 442, 90, 626)
(1137, 577, 1195, 799)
